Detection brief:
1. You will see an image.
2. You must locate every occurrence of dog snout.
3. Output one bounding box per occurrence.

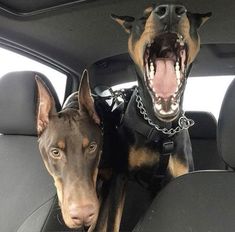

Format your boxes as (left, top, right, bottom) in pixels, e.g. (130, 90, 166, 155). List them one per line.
(154, 4, 186, 22)
(69, 203, 96, 227)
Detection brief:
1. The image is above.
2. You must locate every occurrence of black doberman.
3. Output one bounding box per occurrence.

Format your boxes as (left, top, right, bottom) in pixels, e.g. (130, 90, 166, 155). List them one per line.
(110, 2, 211, 229)
(112, 2, 211, 184)
(36, 70, 103, 231)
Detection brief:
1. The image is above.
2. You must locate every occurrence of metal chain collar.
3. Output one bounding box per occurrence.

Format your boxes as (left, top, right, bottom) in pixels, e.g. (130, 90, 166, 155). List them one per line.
(135, 90, 194, 136)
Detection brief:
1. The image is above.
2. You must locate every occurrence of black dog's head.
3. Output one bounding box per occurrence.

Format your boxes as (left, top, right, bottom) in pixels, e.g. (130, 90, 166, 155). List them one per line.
(112, 3, 211, 122)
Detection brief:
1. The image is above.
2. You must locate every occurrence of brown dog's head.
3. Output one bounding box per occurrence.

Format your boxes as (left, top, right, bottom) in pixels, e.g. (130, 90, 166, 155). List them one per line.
(36, 70, 102, 230)
(112, 3, 211, 121)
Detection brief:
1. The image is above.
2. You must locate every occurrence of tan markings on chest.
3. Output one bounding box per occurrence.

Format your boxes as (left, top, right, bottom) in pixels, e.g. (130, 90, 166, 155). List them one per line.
(168, 155, 189, 178)
(128, 146, 160, 170)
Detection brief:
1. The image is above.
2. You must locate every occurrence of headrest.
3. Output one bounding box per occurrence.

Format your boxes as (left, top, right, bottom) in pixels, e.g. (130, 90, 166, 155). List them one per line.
(0, 71, 61, 135)
(218, 78, 235, 169)
(186, 111, 217, 139)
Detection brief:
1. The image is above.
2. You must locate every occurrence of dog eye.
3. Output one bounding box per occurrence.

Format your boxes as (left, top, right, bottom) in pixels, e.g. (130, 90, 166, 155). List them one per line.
(50, 148, 62, 159)
(88, 142, 97, 152)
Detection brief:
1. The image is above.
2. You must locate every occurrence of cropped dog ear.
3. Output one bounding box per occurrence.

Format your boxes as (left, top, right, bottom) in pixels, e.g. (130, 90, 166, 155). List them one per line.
(111, 14, 135, 34)
(78, 69, 100, 125)
(196, 12, 212, 28)
(35, 76, 57, 135)
(188, 12, 212, 29)
(143, 6, 154, 16)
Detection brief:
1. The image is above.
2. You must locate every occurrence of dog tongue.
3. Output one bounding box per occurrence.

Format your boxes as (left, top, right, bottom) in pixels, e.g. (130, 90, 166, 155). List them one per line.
(152, 59, 177, 99)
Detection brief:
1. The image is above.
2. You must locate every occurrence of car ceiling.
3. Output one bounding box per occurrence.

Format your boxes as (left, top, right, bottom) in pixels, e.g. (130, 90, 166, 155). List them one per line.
(0, 0, 234, 77)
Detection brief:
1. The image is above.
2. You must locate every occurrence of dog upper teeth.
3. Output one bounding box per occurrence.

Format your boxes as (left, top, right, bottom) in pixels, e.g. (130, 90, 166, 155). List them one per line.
(149, 62, 155, 80)
(177, 35, 185, 46)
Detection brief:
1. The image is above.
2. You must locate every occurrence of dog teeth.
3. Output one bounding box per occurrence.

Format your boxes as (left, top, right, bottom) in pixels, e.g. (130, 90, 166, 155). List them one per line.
(155, 103, 162, 111)
(171, 103, 178, 111)
(177, 35, 185, 46)
(148, 62, 155, 80)
(175, 61, 181, 80)
(149, 70, 154, 80)
(146, 63, 150, 76)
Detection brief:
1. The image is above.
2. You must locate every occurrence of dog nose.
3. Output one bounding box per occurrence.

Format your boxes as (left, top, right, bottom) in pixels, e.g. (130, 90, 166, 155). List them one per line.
(154, 4, 186, 20)
(69, 204, 96, 226)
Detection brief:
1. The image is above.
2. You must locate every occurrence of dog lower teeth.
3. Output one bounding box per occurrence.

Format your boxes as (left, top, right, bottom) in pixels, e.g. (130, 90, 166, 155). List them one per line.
(154, 103, 162, 111)
(171, 103, 178, 111)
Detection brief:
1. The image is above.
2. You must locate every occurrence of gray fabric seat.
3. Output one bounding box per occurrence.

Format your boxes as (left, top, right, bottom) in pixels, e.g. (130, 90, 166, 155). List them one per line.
(133, 79, 235, 232)
(187, 111, 225, 170)
(0, 71, 60, 232)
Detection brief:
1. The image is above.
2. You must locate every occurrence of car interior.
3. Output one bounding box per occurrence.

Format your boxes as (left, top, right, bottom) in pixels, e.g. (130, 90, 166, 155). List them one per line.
(0, 0, 235, 231)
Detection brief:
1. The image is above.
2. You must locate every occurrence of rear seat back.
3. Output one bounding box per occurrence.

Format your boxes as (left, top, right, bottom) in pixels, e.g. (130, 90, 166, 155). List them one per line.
(0, 71, 60, 232)
(186, 111, 225, 170)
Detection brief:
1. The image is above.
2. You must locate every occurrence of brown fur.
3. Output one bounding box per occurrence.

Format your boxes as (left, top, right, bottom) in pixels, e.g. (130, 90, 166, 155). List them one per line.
(129, 146, 159, 170)
(168, 155, 189, 178)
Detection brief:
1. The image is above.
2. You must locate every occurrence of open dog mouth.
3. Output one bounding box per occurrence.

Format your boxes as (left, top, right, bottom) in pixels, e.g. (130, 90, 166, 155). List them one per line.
(144, 33, 188, 121)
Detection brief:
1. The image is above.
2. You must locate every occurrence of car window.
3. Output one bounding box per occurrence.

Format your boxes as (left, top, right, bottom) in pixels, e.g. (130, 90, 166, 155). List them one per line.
(111, 76, 234, 121)
(0, 47, 67, 104)
(183, 76, 234, 120)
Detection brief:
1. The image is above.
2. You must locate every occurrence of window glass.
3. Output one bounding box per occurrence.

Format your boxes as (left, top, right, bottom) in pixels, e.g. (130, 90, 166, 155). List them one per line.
(0, 47, 67, 104)
(183, 76, 234, 120)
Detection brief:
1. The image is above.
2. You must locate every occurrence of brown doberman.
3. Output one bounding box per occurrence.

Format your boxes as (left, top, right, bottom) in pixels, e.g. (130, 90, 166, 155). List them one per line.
(36, 70, 102, 231)
(110, 2, 211, 230)
(36, 70, 126, 232)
